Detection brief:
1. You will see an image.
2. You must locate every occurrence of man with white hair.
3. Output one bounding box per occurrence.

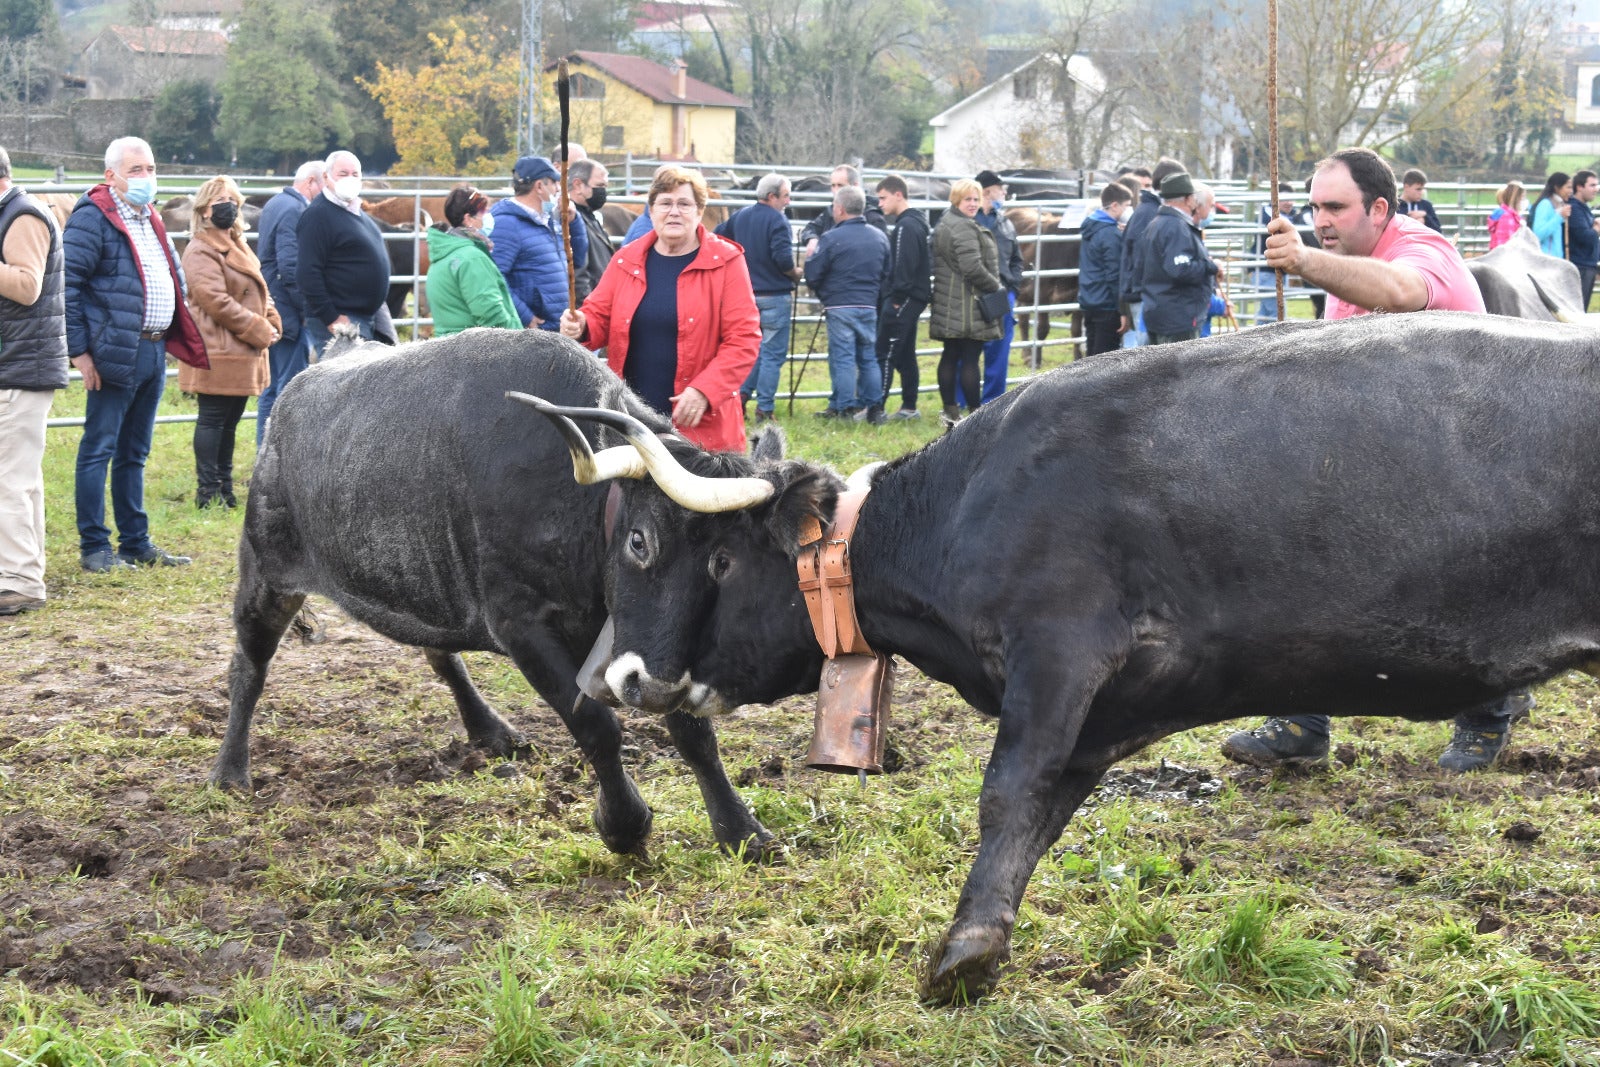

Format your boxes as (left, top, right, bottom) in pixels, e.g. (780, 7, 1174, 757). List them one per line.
(255, 159, 323, 442)
(296, 150, 390, 356)
(803, 183, 891, 421)
(716, 172, 799, 422)
(0, 144, 69, 611)
(63, 136, 206, 571)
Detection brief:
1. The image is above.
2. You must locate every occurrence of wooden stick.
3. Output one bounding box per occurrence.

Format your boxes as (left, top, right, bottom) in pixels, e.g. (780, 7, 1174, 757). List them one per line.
(558, 58, 577, 312)
(1267, 0, 1284, 321)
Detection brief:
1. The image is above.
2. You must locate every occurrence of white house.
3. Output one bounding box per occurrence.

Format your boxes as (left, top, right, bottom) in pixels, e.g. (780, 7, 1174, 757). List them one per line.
(928, 53, 1239, 179)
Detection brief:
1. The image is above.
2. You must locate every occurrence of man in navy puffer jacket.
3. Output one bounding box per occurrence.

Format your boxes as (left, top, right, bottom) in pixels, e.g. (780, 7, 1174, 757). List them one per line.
(64, 136, 206, 572)
(489, 156, 587, 329)
(1078, 182, 1133, 356)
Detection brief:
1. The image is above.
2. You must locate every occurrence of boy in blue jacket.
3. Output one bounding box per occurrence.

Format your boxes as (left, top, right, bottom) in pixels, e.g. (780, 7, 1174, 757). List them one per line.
(1079, 183, 1133, 356)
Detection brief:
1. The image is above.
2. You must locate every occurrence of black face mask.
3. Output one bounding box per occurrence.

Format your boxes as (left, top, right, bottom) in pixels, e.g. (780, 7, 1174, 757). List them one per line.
(587, 185, 608, 211)
(209, 202, 238, 229)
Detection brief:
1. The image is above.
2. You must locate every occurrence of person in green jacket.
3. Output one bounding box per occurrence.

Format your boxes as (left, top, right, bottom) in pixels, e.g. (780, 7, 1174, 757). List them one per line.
(425, 185, 522, 336)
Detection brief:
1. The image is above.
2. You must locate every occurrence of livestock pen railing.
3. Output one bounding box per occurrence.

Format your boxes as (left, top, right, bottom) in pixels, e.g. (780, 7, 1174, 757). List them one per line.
(34, 169, 1514, 429)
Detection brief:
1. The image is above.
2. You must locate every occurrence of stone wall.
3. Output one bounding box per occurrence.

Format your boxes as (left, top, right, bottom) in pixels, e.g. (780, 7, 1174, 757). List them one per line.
(0, 100, 156, 169)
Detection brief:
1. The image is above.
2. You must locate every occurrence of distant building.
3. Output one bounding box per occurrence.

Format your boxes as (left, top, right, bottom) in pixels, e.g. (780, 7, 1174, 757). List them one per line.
(543, 51, 747, 163)
(79, 25, 228, 100)
(155, 0, 242, 35)
(929, 53, 1157, 176)
(627, 0, 740, 59)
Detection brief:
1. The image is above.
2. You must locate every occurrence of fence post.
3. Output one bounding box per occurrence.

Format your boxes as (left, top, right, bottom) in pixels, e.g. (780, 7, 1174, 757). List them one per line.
(1031, 209, 1044, 370)
(1457, 176, 1466, 245)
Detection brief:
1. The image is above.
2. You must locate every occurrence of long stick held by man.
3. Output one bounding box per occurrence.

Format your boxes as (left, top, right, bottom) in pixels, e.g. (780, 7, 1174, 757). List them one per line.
(558, 58, 576, 311)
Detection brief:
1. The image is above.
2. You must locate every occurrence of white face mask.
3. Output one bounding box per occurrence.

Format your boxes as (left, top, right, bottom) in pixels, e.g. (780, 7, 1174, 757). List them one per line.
(479, 212, 495, 237)
(333, 176, 362, 203)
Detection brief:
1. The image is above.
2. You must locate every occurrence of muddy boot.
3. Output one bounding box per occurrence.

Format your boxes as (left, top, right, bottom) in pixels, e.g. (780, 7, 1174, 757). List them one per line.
(1221, 717, 1329, 767)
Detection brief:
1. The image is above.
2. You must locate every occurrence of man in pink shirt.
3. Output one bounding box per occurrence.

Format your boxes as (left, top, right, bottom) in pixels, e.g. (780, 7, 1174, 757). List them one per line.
(1260, 146, 1484, 318)
(1225, 147, 1527, 775)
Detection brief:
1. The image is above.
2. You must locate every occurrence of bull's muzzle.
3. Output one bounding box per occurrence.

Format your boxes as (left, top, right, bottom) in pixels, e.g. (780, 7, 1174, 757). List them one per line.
(506, 393, 775, 513)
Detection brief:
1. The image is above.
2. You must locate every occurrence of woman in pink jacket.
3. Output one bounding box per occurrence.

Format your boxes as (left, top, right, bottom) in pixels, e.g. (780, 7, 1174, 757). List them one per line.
(1486, 180, 1525, 250)
(560, 166, 760, 452)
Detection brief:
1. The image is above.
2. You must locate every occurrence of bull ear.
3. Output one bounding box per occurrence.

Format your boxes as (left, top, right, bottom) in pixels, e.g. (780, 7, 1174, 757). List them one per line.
(763, 461, 845, 554)
(749, 424, 787, 463)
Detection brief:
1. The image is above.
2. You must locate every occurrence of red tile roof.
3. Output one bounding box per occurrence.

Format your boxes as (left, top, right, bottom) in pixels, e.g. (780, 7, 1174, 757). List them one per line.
(555, 51, 747, 108)
(102, 25, 229, 56)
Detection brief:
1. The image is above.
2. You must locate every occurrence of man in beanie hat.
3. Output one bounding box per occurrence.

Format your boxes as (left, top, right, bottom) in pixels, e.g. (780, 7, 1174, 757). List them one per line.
(489, 154, 587, 330)
(1136, 170, 1218, 344)
(1118, 156, 1187, 347)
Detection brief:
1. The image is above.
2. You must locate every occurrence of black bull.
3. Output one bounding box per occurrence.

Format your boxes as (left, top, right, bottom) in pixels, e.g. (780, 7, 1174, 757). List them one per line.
(527, 312, 1600, 1003)
(211, 329, 777, 860)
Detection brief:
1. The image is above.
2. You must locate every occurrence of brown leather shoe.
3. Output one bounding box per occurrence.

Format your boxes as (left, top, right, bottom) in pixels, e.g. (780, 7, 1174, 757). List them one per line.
(0, 590, 46, 616)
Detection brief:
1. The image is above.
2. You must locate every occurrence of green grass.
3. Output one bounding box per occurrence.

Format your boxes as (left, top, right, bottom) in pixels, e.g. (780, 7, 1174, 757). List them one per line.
(3, 356, 1600, 1065)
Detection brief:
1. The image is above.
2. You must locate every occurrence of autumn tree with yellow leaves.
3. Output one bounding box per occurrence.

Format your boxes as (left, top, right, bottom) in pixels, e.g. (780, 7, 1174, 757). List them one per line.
(363, 16, 532, 176)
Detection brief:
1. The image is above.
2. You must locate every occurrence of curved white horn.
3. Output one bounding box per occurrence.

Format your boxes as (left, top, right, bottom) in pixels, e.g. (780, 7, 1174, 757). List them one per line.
(507, 392, 775, 512)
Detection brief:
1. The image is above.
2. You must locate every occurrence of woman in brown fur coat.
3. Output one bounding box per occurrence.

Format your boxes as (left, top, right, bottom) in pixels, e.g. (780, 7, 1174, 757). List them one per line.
(180, 175, 280, 507)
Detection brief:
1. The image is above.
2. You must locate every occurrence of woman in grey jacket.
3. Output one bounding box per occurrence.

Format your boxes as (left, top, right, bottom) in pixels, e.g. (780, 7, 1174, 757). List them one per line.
(930, 179, 1001, 423)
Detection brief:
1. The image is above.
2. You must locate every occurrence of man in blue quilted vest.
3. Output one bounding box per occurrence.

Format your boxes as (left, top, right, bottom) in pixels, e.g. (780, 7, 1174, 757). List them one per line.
(0, 145, 69, 612)
(63, 136, 206, 572)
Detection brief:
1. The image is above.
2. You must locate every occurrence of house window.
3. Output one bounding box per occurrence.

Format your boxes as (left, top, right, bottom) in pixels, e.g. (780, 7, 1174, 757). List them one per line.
(571, 72, 605, 100)
(1014, 69, 1037, 100)
(1590, 73, 1600, 108)
(602, 125, 624, 150)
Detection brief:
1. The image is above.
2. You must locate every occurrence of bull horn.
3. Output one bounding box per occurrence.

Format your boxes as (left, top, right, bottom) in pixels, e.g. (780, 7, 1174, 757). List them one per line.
(506, 391, 646, 483)
(507, 392, 775, 513)
(1527, 274, 1583, 323)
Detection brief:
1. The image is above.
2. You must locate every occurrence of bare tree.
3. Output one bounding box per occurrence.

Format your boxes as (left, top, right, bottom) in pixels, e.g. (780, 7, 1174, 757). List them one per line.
(1209, 0, 1497, 164)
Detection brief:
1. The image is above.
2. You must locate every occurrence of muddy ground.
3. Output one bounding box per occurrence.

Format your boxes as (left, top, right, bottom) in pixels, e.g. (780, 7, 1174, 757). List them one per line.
(4, 592, 1600, 1065)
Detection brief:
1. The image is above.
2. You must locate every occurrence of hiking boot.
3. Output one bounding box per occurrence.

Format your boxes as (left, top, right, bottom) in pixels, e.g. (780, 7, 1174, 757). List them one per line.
(889, 407, 921, 421)
(1437, 725, 1509, 773)
(81, 549, 135, 573)
(118, 545, 192, 567)
(0, 590, 46, 615)
(813, 408, 849, 420)
(753, 410, 776, 423)
(864, 405, 887, 425)
(1220, 717, 1329, 767)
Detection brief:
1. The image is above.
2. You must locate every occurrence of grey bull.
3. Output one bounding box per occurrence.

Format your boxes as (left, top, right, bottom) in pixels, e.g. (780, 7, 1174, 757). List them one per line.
(210, 328, 774, 860)
(1468, 226, 1590, 321)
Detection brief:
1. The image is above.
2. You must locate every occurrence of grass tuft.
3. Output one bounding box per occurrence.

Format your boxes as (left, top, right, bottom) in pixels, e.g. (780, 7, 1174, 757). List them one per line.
(1182, 893, 1352, 1004)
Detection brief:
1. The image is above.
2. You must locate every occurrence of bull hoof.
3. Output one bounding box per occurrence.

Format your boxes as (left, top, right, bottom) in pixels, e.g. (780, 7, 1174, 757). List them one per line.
(207, 764, 251, 792)
(919, 927, 1010, 1005)
(472, 727, 527, 761)
(719, 826, 780, 863)
(593, 782, 654, 858)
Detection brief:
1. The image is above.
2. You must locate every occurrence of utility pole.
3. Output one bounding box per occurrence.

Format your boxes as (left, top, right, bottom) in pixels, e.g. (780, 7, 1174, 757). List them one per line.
(517, 0, 543, 157)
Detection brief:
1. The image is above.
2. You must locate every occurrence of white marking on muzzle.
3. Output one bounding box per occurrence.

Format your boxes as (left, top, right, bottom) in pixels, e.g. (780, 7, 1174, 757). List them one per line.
(604, 652, 692, 710)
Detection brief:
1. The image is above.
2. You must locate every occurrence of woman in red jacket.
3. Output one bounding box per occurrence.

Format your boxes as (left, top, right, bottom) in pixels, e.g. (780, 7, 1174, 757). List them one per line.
(559, 166, 760, 452)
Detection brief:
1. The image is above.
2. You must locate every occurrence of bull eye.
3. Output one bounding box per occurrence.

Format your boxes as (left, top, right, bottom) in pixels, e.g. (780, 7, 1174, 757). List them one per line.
(627, 529, 649, 561)
(708, 549, 732, 582)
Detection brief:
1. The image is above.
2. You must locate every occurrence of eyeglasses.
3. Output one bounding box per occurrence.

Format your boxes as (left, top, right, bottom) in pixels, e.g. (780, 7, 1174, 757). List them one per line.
(652, 198, 698, 214)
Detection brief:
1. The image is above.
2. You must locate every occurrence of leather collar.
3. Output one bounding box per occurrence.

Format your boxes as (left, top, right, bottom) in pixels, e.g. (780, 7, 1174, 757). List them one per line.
(796, 484, 873, 658)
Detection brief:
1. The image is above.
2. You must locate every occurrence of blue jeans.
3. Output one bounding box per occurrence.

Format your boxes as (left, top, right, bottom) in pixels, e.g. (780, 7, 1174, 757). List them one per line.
(741, 293, 792, 414)
(824, 306, 882, 412)
(959, 291, 1015, 407)
(76, 338, 165, 556)
(257, 331, 313, 444)
(304, 313, 375, 359)
(1253, 270, 1279, 323)
(1121, 301, 1147, 348)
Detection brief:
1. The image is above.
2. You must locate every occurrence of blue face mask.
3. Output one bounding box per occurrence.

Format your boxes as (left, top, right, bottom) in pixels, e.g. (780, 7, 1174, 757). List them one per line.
(1197, 214, 1212, 229)
(543, 199, 557, 217)
(479, 212, 495, 237)
(123, 175, 157, 208)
